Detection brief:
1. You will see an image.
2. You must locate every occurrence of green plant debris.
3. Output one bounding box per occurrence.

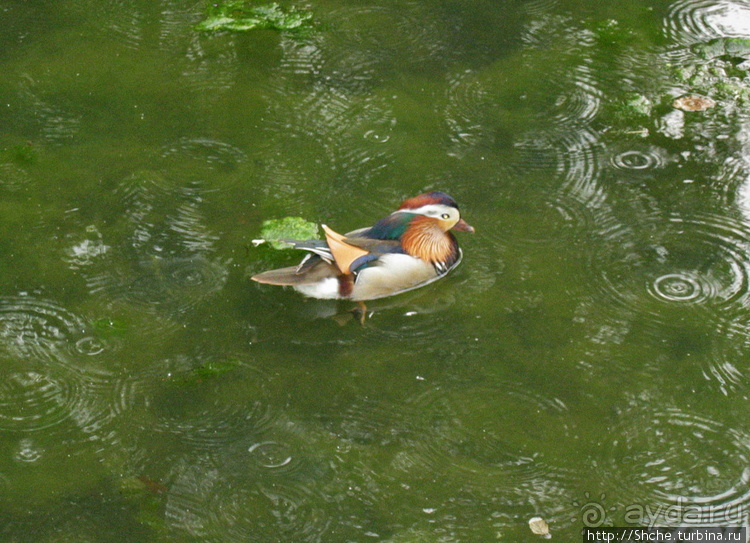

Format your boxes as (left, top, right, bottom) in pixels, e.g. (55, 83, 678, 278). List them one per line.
(612, 92, 652, 121)
(256, 216, 319, 249)
(672, 60, 750, 106)
(693, 38, 750, 61)
(196, 2, 313, 33)
(172, 359, 241, 387)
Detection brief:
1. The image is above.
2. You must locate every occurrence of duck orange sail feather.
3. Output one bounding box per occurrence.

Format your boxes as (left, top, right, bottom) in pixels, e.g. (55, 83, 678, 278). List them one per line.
(321, 224, 369, 275)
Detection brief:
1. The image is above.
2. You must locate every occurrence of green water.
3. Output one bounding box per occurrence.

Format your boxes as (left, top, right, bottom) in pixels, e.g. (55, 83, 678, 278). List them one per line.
(1, 0, 749, 541)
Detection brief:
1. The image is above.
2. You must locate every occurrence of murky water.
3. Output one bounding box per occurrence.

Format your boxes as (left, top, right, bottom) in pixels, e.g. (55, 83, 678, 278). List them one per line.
(1, 0, 749, 540)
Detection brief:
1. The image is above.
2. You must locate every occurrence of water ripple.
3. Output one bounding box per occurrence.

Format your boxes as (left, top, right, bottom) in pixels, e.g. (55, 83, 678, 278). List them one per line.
(0, 368, 80, 432)
(154, 399, 278, 453)
(259, 86, 395, 204)
(0, 296, 87, 365)
(579, 212, 750, 393)
(523, 0, 560, 18)
(158, 7, 201, 54)
(15, 75, 82, 144)
(161, 138, 248, 174)
(549, 65, 601, 126)
(443, 60, 602, 196)
(484, 183, 596, 250)
(86, 257, 228, 312)
(649, 272, 711, 304)
(608, 404, 750, 526)
(0, 163, 32, 192)
(316, 376, 575, 499)
(116, 169, 174, 204)
(704, 321, 749, 395)
(357, 280, 480, 336)
(0, 296, 130, 445)
(70, 0, 147, 50)
(610, 145, 669, 173)
(181, 35, 239, 100)
(443, 68, 495, 158)
(587, 213, 750, 326)
(405, 381, 571, 486)
(273, 33, 379, 97)
(557, 129, 603, 198)
(168, 201, 221, 254)
(665, 0, 750, 45)
(14, 438, 44, 464)
(64, 225, 110, 270)
(165, 429, 331, 542)
(82, 172, 228, 313)
(247, 441, 294, 470)
(324, 3, 450, 76)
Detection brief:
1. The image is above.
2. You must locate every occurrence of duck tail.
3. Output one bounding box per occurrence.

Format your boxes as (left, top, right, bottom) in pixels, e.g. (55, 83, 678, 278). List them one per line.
(251, 266, 309, 286)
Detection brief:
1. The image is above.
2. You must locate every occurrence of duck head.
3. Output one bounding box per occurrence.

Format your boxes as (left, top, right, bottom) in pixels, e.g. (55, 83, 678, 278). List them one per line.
(396, 191, 475, 233)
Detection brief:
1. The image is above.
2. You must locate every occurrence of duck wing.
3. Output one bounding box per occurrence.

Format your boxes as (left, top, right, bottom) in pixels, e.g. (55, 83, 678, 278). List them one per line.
(322, 225, 404, 274)
(254, 224, 404, 284)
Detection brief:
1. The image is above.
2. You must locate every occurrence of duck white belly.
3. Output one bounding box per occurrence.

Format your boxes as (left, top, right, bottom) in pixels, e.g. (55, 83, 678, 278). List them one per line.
(295, 277, 341, 299)
(350, 254, 439, 301)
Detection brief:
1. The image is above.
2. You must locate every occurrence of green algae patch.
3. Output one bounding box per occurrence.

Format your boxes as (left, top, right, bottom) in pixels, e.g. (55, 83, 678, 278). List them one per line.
(256, 216, 319, 249)
(196, 2, 313, 33)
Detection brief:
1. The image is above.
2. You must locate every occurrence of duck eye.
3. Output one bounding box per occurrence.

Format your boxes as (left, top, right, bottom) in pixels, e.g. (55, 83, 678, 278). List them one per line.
(441, 213, 450, 219)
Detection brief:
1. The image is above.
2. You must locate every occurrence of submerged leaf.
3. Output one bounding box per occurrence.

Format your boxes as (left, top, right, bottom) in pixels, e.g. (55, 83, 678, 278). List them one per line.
(673, 95, 716, 112)
(259, 216, 319, 249)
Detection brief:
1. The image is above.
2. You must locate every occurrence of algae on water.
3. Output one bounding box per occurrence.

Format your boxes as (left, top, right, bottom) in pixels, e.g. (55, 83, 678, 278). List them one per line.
(256, 216, 319, 249)
(196, 2, 313, 33)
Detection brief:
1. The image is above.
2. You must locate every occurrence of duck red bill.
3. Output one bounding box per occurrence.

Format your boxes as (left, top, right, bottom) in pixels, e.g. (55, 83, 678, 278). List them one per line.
(453, 218, 475, 233)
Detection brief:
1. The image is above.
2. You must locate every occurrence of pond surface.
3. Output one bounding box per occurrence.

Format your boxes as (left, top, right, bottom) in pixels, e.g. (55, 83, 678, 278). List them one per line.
(1, 0, 750, 541)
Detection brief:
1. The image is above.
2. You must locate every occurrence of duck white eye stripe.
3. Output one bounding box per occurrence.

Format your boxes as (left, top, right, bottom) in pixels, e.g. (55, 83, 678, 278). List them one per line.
(392, 204, 456, 217)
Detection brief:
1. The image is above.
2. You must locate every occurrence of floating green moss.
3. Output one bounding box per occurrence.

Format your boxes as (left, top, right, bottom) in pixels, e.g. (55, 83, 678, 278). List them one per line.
(196, 2, 313, 33)
(258, 216, 319, 249)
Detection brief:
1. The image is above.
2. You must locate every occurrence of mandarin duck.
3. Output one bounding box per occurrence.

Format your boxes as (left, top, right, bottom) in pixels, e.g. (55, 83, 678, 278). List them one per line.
(251, 192, 474, 312)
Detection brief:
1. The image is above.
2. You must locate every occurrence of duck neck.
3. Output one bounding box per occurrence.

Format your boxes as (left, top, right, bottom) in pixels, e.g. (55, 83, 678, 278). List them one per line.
(401, 216, 459, 269)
